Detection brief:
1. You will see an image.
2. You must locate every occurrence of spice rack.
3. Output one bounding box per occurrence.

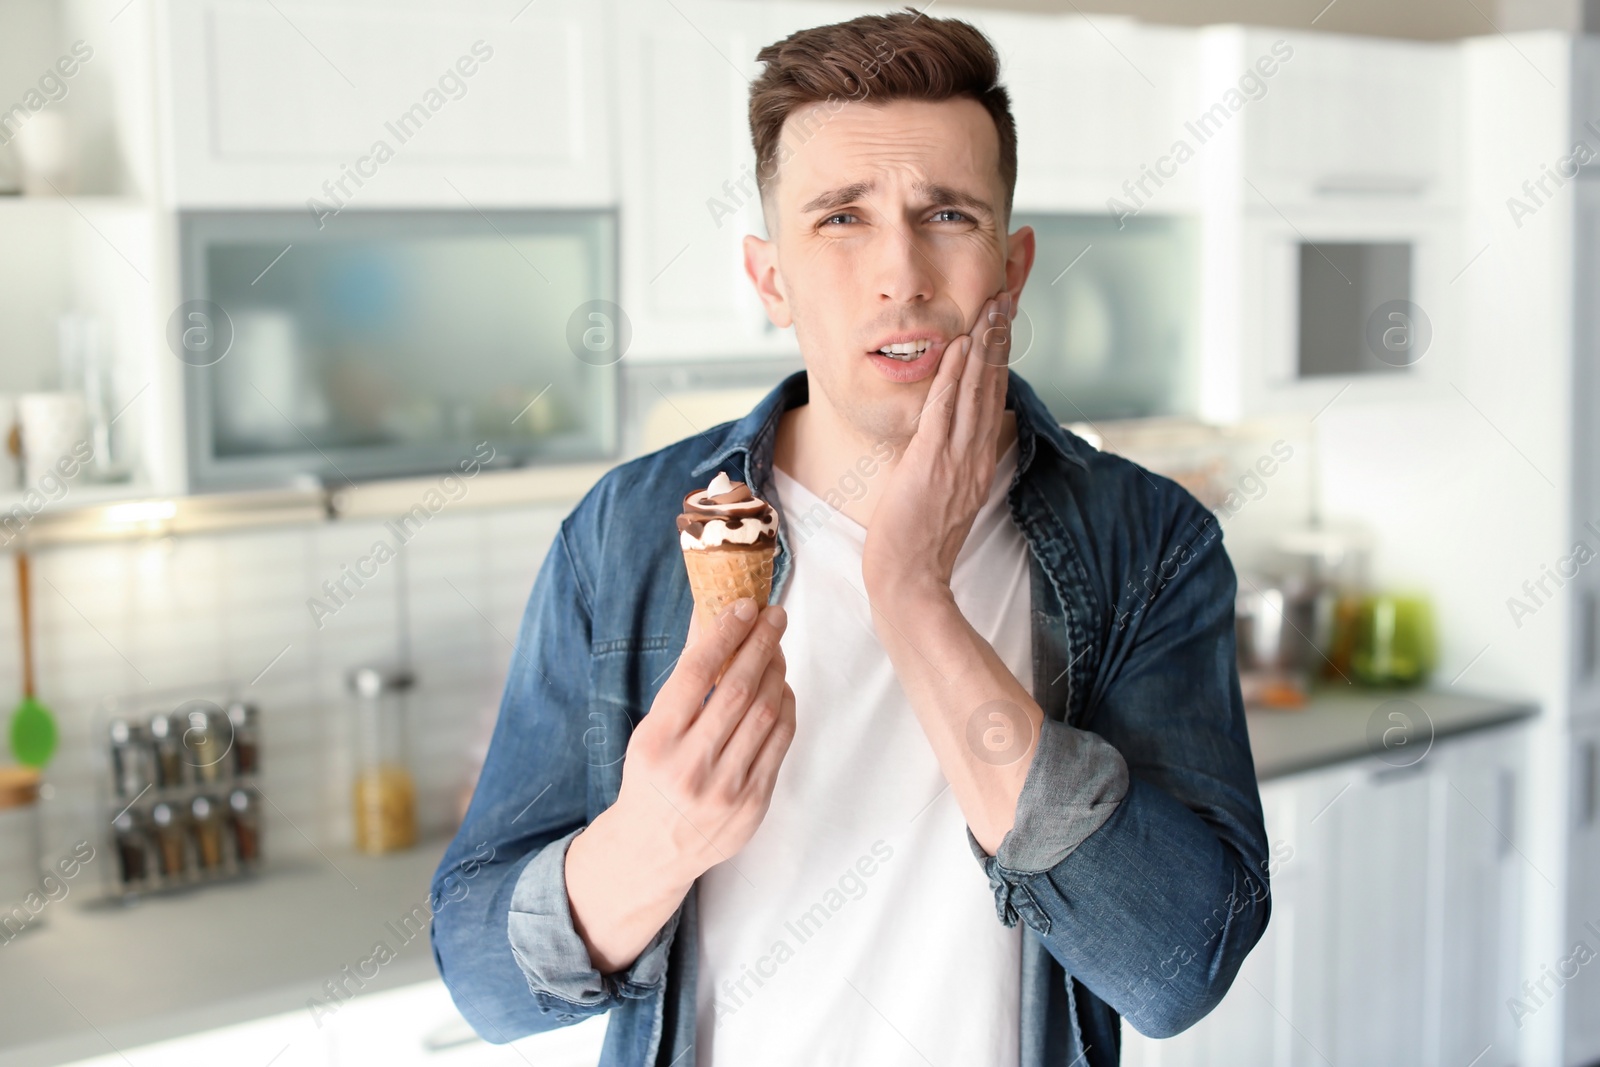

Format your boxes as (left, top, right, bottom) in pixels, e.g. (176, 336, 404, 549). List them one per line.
(95, 693, 262, 899)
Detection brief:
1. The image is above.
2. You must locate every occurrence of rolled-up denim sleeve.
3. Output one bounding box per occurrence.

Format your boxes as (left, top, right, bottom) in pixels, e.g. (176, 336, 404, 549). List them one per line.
(506, 825, 682, 1006)
(965, 717, 1130, 873)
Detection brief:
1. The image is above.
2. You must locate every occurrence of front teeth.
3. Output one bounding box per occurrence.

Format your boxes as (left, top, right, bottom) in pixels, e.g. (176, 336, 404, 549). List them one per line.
(877, 339, 931, 360)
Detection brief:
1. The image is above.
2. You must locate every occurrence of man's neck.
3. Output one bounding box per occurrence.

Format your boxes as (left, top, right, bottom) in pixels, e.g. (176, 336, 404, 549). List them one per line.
(772, 393, 1018, 530)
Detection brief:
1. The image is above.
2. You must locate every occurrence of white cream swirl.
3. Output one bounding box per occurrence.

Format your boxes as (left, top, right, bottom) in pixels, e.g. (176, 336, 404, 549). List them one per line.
(677, 471, 778, 551)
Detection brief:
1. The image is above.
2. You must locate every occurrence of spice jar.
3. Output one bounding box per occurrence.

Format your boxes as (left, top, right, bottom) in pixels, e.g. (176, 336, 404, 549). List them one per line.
(190, 796, 225, 873)
(347, 664, 418, 855)
(228, 788, 261, 868)
(226, 701, 259, 777)
(109, 719, 155, 799)
(111, 810, 153, 889)
(177, 701, 228, 784)
(150, 801, 189, 881)
(148, 712, 184, 789)
(0, 767, 43, 934)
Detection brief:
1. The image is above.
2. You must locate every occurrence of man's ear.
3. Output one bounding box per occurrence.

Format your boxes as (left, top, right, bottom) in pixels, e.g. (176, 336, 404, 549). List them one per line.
(1002, 222, 1037, 307)
(744, 232, 792, 329)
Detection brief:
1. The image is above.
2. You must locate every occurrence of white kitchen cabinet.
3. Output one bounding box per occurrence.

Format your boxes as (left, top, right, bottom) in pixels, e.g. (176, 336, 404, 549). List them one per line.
(1565, 720, 1600, 1066)
(1192, 27, 1465, 425)
(613, 0, 806, 361)
(953, 10, 1199, 214)
(1572, 181, 1600, 722)
(159, 0, 615, 207)
(1231, 29, 1461, 209)
(1431, 727, 1525, 1067)
(1327, 761, 1434, 1066)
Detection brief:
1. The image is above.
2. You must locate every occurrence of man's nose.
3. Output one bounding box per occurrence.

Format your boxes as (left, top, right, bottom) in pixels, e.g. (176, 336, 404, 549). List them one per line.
(868, 220, 942, 306)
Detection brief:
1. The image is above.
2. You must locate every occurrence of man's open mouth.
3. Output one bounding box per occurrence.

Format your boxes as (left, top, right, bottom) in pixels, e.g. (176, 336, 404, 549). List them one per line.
(875, 339, 933, 362)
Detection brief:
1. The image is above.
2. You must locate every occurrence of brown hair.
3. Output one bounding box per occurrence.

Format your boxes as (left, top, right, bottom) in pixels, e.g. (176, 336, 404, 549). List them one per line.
(748, 7, 1018, 225)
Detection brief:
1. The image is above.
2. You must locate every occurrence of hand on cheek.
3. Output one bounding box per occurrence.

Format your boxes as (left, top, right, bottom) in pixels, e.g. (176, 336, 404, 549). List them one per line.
(861, 288, 1013, 603)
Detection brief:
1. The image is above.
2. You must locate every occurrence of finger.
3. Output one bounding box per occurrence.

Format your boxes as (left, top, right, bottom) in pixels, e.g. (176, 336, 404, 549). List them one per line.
(742, 683, 797, 800)
(716, 651, 787, 784)
(661, 596, 760, 730)
(971, 292, 1013, 448)
(981, 291, 1013, 367)
(687, 603, 787, 750)
(917, 333, 969, 441)
(951, 309, 990, 448)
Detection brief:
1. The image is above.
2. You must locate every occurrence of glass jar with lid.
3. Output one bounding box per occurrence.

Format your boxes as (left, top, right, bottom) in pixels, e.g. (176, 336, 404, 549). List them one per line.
(347, 664, 418, 855)
(108, 719, 155, 799)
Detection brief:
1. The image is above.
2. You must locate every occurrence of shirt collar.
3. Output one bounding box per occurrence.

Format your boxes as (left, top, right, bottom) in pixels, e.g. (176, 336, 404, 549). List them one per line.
(690, 367, 1090, 481)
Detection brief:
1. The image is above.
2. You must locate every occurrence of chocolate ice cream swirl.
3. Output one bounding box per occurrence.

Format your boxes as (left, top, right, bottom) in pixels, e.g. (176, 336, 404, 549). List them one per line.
(677, 472, 778, 551)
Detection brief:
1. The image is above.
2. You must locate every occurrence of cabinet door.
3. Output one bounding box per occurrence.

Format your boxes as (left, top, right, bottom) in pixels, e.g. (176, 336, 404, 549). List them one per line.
(1566, 722, 1600, 1066)
(163, 0, 614, 207)
(1572, 184, 1600, 718)
(1326, 760, 1433, 1067)
(613, 0, 802, 360)
(1238, 29, 1459, 208)
(958, 11, 1199, 214)
(1432, 728, 1524, 1067)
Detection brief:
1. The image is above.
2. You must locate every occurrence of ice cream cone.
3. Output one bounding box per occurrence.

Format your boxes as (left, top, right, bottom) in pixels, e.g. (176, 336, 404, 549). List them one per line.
(682, 542, 776, 636)
(677, 471, 780, 682)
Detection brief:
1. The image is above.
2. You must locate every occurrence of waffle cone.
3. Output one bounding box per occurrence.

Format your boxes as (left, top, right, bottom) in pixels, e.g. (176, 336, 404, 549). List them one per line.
(682, 542, 776, 637)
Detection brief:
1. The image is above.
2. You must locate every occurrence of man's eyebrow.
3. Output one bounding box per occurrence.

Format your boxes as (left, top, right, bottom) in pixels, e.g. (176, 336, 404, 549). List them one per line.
(798, 179, 995, 220)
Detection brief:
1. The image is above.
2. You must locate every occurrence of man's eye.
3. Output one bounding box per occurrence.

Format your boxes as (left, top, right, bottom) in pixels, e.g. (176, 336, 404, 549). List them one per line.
(932, 210, 970, 223)
(821, 212, 858, 226)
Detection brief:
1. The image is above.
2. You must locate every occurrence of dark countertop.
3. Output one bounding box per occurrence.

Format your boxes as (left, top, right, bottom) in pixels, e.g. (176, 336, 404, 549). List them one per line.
(1246, 686, 1538, 780)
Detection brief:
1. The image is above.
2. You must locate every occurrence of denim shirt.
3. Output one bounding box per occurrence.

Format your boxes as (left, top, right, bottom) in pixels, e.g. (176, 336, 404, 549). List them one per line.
(430, 368, 1270, 1066)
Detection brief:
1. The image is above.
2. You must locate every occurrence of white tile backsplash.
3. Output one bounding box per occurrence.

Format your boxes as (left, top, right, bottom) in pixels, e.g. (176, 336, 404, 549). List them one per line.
(4, 500, 569, 872)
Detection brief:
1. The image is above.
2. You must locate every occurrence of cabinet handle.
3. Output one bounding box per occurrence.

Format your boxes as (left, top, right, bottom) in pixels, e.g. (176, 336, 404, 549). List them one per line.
(1581, 590, 1599, 683)
(1582, 740, 1599, 829)
(1312, 175, 1429, 197)
(1369, 761, 1428, 785)
(1497, 768, 1515, 860)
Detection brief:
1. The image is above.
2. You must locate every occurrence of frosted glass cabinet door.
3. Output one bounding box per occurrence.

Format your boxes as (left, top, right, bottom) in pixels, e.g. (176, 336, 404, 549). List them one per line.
(1010, 213, 1200, 423)
(180, 209, 619, 490)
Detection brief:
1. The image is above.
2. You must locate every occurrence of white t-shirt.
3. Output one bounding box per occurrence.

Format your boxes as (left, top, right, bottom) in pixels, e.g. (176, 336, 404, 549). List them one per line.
(694, 438, 1030, 1066)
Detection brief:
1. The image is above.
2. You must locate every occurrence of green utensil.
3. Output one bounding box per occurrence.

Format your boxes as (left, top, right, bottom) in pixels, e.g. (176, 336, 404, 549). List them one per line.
(9, 551, 57, 768)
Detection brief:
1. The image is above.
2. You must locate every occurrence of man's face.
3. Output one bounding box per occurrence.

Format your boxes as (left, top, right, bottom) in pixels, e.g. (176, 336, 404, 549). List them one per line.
(744, 96, 1035, 445)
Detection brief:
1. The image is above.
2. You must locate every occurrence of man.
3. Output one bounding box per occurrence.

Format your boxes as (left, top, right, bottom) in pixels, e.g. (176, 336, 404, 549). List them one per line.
(431, 9, 1269, 1066)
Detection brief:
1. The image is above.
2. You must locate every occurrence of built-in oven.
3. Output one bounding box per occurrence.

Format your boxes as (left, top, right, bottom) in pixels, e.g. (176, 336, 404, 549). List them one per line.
(178, 209, 619, 491)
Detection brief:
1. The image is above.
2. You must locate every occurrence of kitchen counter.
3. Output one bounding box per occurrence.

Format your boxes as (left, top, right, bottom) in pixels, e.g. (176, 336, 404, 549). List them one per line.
(1246, 686, 1537, 780)
(0, 689, 1537, 1065)
(0, 839, 457, 1066)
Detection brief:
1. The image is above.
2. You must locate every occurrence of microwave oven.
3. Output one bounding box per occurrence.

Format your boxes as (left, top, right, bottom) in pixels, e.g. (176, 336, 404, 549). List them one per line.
(1217, 203, 1458, 418)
